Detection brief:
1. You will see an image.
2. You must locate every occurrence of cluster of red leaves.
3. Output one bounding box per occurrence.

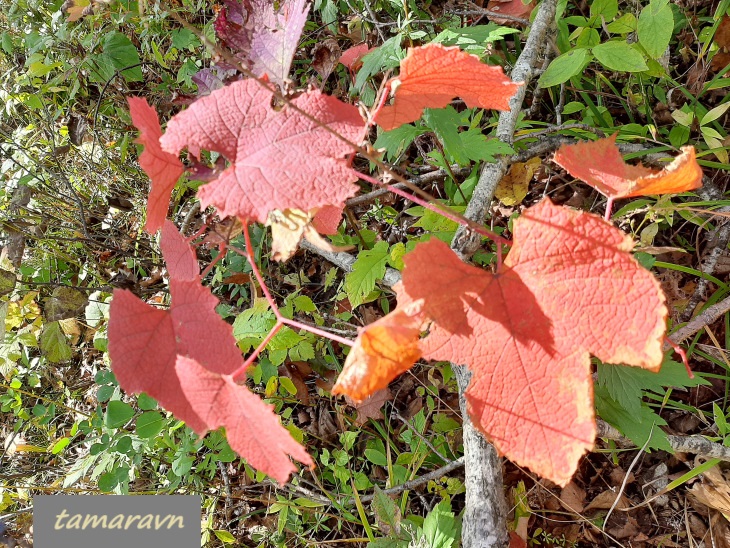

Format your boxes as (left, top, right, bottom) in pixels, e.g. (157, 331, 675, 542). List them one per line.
(334, 200, 668, 484)
(118, 22, 705, 485)
(108, 221, 312, 483)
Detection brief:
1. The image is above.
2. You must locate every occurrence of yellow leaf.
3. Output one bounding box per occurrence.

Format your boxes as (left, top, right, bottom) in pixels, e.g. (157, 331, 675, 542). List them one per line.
(495, 157, 541, 206)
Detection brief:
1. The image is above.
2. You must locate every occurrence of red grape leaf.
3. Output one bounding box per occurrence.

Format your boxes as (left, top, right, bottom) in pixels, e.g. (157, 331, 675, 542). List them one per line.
(108, 289, 206, 431)
(160, 78, 365, 223)
(160, 220, 198, 280)
(127, 98, 184, 234)
(214, 0, 309, 87)
(374, 43, 522, 131)
(339, 43, 371, 72)
(553, 134, 703, 199)
(334, 199, 667, 485)
(176, 355, 313, 484)
(486, 0, 536, 24)
(312, 205, 343, 235)
(109, 222, 310, 482)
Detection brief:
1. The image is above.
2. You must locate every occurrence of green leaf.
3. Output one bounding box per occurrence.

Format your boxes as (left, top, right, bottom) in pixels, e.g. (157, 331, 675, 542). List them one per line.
(172, 454, 194, 476)
(592, 41, 648, 72)
(233, 300, 276, 351)
(371, 487, 402, 536)
(637, 0, 673, 59)
(137, 393, 157, 410)
(597, 356, 708, 416)
(51, 437, 70, 454)
(105, 400, 135, 428)
(423, 107, 468, 165)
(279, 376, 297, 395)
(460, 129, 514, 163)
(412, 208, 461, 243)
(1, 32, 13, 54)
(433, 24, 519, 52)
(88, 32, 143, 83)
(291, 295, 316, 313)
(98, 472, 119, 492)
(355, 35, 403, 92)
(422, 501, 458, 548)
(606, 13, 637, 34)
(40, 321, 72, 363)
(136, 411, 165, 438)
(374, 124, 426, 162)
(700, 102, 730, 126)
(595, 386, 671, 451)
(589, 0, 618, 23)
(539, 48, 592, 87)
(345, 241, 390, 308)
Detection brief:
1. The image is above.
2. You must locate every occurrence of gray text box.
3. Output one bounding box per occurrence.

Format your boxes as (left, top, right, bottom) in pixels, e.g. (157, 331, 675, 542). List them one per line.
(34, 495, 200, 548)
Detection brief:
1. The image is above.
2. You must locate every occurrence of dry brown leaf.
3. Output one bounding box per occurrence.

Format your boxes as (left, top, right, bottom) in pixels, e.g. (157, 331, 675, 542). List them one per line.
(346, 388, 393, 426)
(559, 481, 586, 513)
(267, 208, 353, 262)
(690, 463, 730, 518)
(312, 38, 342, 81)
(584, 489, 631, 512)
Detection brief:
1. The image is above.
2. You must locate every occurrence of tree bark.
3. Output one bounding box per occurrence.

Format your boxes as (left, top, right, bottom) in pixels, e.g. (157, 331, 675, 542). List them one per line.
(454, 365, 509, 547)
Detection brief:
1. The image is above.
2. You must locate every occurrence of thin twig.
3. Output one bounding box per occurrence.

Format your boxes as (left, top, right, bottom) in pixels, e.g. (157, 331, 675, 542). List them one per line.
(669, 293, 730, 345)
(597, 419, 730, 461)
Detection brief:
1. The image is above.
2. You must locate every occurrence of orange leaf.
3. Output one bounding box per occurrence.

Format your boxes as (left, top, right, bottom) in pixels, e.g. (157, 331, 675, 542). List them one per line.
(333, 291, 425, 401)
(553, 134, 703, 199)
(374, 43, 522, 131)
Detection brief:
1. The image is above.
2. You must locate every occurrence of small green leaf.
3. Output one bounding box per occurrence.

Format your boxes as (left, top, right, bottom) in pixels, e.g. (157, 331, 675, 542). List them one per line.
(137, 393, 158, 410)
(98, 472, 119, 492)
(637, 0, 673, 59)
(136, 411, 165, 438)
(589, 0, 618, 23)
(105, 400, 135, 428)
(592, 41, 648, 72)
(374, 124, 426, 162)
(214, 530, 237, 544)
(279, 376, 297, 396)
(606, 13, 637, 34)
(595, 385, 671, 451)
(700, 102, 730, 126)
(51, 437, 70, 454)
(345, 241, 390, 308)
(539, 48, 591, 87)
(40, 321, 72, 363)
(355, 35, 403, 92)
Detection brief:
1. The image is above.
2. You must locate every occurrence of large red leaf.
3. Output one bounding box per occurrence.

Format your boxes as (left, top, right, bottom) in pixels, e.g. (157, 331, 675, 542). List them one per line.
(553, 134, 703, 199)
(374, 43, 522, 131)
(159, 79, 365, 223)
(108, 222, 310, 482)
(127, 98, 184, 234)
(334, 199, 667, 485)
(176, 356, 313, 484)
(159, 220, 198, 280)
(215, 0, 309, 87)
